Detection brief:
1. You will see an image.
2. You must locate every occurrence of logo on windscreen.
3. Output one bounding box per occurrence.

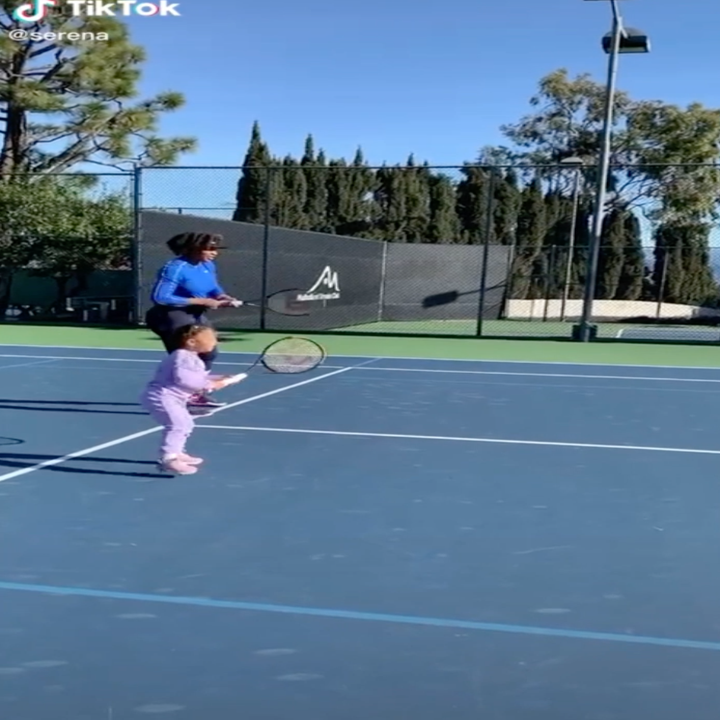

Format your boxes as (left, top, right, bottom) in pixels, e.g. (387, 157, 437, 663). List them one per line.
(297, 266, 340, 301)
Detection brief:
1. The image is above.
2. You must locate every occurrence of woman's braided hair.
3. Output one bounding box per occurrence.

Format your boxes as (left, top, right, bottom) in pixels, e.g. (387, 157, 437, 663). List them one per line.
(167, 232, 224, 256)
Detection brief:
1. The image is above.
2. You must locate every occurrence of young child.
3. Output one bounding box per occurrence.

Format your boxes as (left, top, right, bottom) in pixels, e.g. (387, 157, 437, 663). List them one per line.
(140, 324, 245, 475)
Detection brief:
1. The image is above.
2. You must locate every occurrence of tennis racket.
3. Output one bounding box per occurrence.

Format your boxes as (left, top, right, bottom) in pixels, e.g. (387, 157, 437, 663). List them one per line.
(229, 289, 310, 316)
(214, 337, 326, 390)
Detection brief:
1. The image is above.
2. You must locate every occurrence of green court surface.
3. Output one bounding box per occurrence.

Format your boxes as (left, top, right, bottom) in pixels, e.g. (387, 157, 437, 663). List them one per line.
(2, 323, 720, 367)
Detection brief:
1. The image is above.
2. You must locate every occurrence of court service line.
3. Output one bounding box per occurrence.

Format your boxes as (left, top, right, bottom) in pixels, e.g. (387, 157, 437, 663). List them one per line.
(5, 343, 720, 371)
(0, 353, 718, 384)
(1, 580, 719, 653)
(354, 367, 720, 383)
(0, 360, 378, 483)
(199, 425, 720, 456)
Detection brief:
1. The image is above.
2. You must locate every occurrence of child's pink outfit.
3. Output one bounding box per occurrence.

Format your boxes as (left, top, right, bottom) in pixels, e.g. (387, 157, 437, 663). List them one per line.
(140, 349, 213, 475)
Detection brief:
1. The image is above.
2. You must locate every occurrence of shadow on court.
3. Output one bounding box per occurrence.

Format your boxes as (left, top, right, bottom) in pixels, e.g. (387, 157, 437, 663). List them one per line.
(0, 452, 167, 479)
(0, 399, 144, 416)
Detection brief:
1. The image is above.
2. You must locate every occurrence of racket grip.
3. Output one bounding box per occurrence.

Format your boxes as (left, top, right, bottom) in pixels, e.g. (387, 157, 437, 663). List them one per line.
(229, 300, 243, 307)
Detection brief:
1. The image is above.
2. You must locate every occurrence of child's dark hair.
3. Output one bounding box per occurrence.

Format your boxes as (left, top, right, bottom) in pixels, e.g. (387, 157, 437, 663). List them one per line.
(172, 324, 214, 347)
(166, 232, 224, 256)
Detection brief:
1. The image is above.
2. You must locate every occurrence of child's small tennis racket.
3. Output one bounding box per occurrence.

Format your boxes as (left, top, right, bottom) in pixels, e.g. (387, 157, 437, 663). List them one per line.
(214, 337, 326, 389)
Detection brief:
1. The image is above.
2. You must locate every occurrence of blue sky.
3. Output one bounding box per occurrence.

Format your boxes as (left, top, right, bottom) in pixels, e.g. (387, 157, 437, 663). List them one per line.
(119, 0, 720, 213)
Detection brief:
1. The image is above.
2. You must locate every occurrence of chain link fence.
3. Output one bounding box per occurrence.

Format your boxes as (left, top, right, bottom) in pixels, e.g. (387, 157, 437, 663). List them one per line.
(137, 163, 720, 341)
(5, 163, 720, 342)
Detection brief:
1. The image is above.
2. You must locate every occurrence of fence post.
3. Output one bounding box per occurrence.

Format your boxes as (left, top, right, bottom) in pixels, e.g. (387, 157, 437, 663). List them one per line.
(259, 167, 272, 331)
(377, 241, 388, 322)
(131, 164, 143, 325)
(475, 168, 497, 336)
(655, 245, 668, 319)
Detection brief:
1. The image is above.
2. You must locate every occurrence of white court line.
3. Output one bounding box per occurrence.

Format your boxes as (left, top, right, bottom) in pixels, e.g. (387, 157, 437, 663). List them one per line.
(0, 353, 718, 383)
(0, 358, 60, 370)
(199, 425, 720, 456)
(354, 367, 720, 383)
(0, 360, 378, 483)
(4, 343, 720, 371)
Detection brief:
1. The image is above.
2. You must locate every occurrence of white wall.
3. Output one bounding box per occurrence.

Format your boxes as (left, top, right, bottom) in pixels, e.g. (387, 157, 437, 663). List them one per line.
(506, 299, 720, 321)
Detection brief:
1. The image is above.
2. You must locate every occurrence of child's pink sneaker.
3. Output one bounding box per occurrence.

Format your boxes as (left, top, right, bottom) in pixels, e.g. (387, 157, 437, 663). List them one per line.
(179, 453, 203, 465)
(159, 457, 197, 475)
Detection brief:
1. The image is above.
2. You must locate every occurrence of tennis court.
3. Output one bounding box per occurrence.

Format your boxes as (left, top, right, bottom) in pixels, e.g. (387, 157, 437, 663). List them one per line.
(1, 338, 720, 719)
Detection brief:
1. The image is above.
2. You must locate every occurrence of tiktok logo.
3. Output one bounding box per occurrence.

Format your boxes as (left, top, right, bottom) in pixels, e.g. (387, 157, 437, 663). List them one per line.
(12, 0, 57, 22)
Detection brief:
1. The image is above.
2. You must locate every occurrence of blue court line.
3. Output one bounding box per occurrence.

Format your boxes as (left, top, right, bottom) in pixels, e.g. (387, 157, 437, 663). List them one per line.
(1, 580, 720, 652)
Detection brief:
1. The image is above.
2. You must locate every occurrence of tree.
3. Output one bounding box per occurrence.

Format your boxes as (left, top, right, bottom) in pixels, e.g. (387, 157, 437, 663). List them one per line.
(427, 173, 460, 243)
(233, 121, 273, 223)
(495, 69, 720, 304)
(653, 223, 718, 305)
(0, 176, 130, 314)
(510, 177, 546, 298)
(300, 136, 329, 231)
(455, 165, 491, 244)
(0, 1, 195, 175)
(272, 156, 308, 228)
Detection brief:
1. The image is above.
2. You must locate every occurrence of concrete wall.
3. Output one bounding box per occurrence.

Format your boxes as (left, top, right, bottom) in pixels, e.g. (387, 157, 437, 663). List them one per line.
(506, 299, 720, 320)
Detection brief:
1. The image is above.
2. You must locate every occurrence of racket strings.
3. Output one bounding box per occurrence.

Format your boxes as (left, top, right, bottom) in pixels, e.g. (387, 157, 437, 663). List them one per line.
(261, 338, 324, 374)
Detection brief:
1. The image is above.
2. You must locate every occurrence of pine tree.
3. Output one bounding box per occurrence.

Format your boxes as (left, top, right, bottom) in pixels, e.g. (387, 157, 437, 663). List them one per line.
(511, 177, 546, 298)
(233, 121, 273, 223)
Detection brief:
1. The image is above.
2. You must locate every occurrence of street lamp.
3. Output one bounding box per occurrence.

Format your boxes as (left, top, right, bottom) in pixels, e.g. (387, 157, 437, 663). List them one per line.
(574, 0, 650, 341)
(559, 157, 584, 321)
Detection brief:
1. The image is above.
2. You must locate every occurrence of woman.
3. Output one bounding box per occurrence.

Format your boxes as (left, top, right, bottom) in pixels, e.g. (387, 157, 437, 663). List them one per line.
(146, 231, 238, 410)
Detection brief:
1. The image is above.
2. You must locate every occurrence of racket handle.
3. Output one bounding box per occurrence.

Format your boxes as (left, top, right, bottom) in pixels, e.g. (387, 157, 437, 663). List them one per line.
(229, 300, 243, 307)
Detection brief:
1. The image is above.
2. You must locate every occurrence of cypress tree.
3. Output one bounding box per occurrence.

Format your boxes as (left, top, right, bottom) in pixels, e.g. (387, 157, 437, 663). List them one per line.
(375, 164, 409, 241)
(344, 148, 375, 236)
(427, 172, 461, 243)
(653, 222, 718, 304)
(511, 176, 546, 298)
(595, 209, 627, 299)
(455, 165, 490, 244)
(493, 169, 520, 245)
(403, 155, 431, 242)
(300, 135, 329, 231)
(272, 155, 308, 228)
(615, 211, 645, 300)
(325, 158, 349, 235)
(233, 121, 273, 223)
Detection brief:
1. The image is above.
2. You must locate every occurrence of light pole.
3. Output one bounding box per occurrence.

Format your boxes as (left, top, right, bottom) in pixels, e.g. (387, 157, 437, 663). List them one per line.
(574, 0, 650, 341)
(560, 157, 584, 321)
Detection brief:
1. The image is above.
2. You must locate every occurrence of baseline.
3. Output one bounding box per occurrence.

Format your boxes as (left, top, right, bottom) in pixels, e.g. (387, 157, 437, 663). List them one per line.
(198, 424, 720, 456)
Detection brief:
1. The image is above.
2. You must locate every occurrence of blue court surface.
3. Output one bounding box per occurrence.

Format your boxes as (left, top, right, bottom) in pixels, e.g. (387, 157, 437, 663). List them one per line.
(2, 343, 720, 719)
